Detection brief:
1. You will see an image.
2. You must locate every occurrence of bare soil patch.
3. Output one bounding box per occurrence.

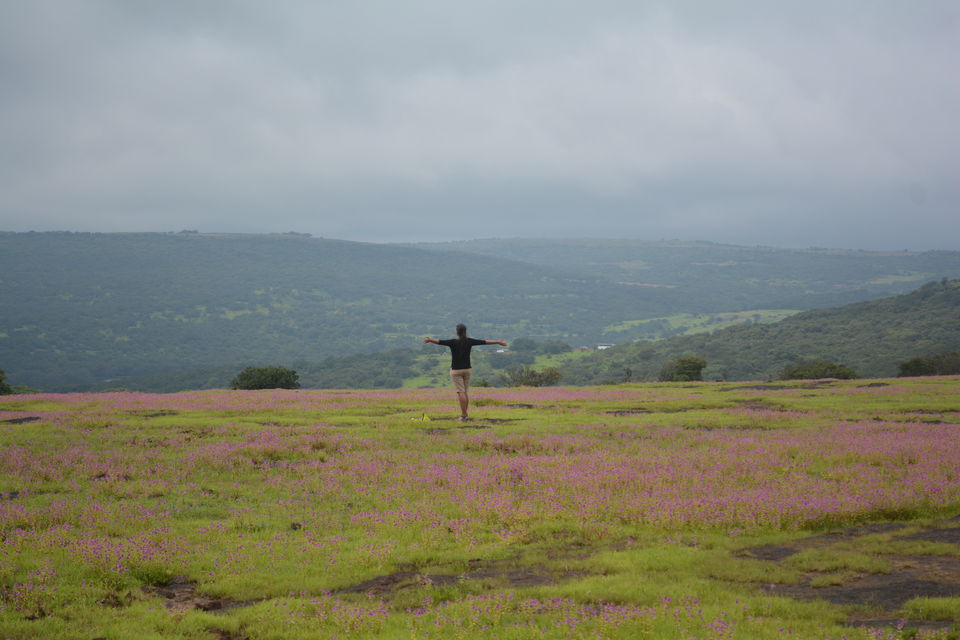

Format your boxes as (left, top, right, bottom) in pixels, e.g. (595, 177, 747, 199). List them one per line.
(739, 518, 960, 630)
(424, 417, 518, 430)
(0, 416, 41, 424)
(604, 407, 695, 416)
(425, 427, 453, 435)
(425, 423, 495, 435)
(720, 381, 839, 392)
(146, 576, 257, 614)
(210, 631, 249, 640)
(905, 526, 960, 544)
(335, 555, 588, 599)
(131, 410, 179, 418)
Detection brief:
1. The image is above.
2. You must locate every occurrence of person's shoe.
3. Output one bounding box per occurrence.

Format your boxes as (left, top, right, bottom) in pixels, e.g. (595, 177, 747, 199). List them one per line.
(458, 415, 469, 422)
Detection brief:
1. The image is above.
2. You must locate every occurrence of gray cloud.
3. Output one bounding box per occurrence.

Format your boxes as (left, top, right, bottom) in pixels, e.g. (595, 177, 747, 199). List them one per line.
(1, 1, 958, 249)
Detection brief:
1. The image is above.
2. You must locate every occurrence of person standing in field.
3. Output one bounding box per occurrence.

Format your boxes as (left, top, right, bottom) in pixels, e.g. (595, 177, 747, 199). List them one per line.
(424, 324, 507, 420)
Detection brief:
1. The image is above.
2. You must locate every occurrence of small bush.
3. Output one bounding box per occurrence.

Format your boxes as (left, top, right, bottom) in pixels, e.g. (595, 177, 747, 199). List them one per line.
(778, 359, 858, 380)
(499, 365, 562, 387)
(898, 351, 960, 377)
(659, 356, 707, 382)
(229, 366, 300, 390)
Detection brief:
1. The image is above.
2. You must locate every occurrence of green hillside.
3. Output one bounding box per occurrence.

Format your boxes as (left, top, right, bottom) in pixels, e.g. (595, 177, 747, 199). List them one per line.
(3, 232, 959, 392)
(0, 232, 680, 390)
(560, 279, 960, 383)
(70, 281, 960, 392)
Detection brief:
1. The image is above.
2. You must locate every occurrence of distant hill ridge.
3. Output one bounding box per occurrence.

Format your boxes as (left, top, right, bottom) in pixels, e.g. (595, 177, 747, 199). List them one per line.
(559, 278, 960, 383)
(408, 238, 960, 312)
(0, 232, 684, 389)
(2, 232, 959, 391)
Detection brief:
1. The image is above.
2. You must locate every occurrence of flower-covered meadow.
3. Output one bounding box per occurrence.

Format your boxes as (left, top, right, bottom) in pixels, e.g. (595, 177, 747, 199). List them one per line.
(1, 377, 959, 639)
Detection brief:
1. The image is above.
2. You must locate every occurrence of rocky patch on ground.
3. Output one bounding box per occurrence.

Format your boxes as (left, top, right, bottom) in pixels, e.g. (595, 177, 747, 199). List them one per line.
(739, 517, 960, 631)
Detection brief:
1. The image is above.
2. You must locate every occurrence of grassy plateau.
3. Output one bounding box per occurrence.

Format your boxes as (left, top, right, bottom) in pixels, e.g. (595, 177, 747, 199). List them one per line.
(1, 377, 959, 639)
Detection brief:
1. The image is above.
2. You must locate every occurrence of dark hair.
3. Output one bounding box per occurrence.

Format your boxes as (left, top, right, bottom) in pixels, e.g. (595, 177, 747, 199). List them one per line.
(456, 323, 468, 340)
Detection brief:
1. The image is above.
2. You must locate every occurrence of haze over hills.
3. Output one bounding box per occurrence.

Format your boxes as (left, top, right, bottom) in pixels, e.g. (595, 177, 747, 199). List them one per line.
(407, 239, 960, 311)
(1, 231, 959, 391)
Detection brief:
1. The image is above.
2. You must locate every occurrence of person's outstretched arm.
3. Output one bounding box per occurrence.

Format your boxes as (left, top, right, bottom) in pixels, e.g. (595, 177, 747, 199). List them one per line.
(484, 340, 507, 347)
(423, 337, 440, 344)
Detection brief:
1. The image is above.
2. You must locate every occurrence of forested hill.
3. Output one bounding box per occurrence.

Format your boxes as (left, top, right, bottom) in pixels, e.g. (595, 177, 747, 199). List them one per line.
(560, 278, 960, 384)
(0, 232, 686, 390)
(3, 232, 960, 391)
(408, 239, 960, 311)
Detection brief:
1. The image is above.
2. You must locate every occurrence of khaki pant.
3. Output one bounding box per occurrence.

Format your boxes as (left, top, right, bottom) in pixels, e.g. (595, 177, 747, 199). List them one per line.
(450, 368, 472, 394)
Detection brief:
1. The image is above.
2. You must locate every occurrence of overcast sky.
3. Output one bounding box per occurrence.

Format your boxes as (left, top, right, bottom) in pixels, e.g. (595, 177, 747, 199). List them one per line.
(1, 1, 958, 250)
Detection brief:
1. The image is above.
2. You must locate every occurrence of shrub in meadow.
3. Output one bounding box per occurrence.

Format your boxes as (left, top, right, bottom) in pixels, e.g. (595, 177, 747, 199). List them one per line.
(658, 356, 707, 382)
(499, 365, 562, 387)
(778, 359, 858, 380)
(229, 366, 300, 390)
(898, 351, 960, 377)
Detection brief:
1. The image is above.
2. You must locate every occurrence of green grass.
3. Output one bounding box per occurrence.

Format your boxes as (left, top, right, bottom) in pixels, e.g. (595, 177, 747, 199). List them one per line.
(1, 378, 959, 639)
(901, 597, 960, 622)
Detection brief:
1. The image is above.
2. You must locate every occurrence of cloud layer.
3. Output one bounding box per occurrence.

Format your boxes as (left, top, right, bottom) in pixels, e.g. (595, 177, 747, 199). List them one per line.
(1, 1, 958, 248)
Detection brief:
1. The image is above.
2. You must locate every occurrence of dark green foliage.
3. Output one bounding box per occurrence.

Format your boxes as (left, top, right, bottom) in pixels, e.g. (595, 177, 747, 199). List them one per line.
(0, 232, 671, 391)
(898, 351, 960, 377)
(0, 369, 12, 395)
(499, 365, 563, 387)
(8, 385, 37, 394)
(778, 359, 858, 380)
(486, 351, 535, 370)
(509, 338, 572, 355)
(898, 357, 936, 377)
(481, 337, 572, 373)
(509, 338, 539, 352)
(299, 350, 415, 389)
(540, 340, 573, 354)
(229, 366, 300, 390)
(76, 350, 419, 392)
(658, 356, 707, 382)
(562, 279, 960, 383)
(3, 232, 960, 391)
